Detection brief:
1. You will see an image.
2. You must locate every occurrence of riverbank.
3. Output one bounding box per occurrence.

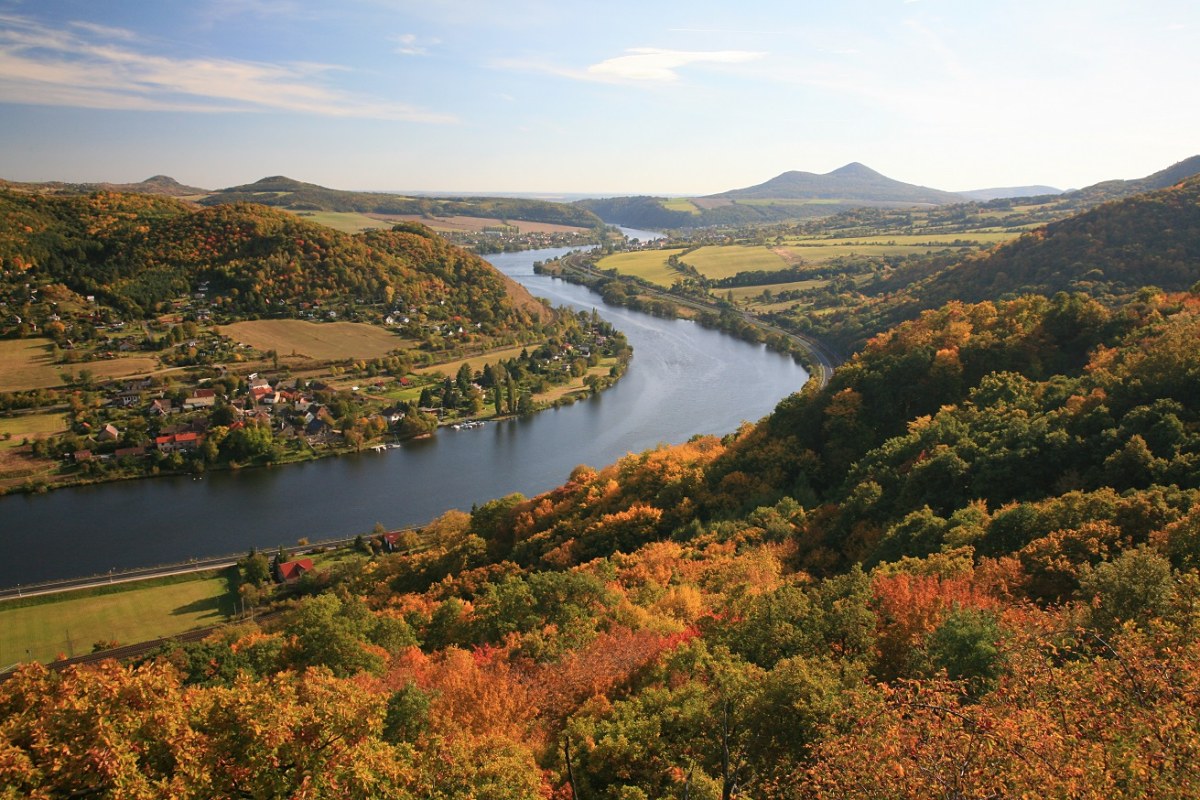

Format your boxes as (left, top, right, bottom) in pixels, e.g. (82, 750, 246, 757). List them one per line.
(0, 245, 810, 590)
(538, 250, 842, 388)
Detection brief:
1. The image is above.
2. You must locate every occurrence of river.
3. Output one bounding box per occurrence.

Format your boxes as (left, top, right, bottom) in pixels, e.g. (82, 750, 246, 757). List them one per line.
(0, 236, 808, 589)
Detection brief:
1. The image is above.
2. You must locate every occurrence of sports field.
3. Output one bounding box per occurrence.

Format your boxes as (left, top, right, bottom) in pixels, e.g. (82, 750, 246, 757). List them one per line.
(0, 572, 234, 665)
(219, 319, 410, 361)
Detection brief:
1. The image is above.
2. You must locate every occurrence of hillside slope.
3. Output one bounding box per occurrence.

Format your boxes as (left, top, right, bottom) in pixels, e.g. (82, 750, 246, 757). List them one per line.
(0, 189, 551, 331)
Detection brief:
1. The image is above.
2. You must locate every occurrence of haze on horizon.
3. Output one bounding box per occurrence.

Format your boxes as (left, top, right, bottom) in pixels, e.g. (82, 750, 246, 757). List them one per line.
(0, 0, 1196, 197)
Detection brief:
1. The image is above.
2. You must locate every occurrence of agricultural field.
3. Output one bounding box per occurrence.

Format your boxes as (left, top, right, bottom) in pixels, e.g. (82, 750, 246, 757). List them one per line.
(596, 249, 688, 287)
(725, 279, 826, 303)
(219, 320, 411, 362)
(0, 412, 67, 450)
(684, 245, 789, 280)
(0, 340, 163, 391)
(288, 210, 395, 233)
(661, 198, 701, 214)
(0, 339, 62, 391)
(0, 571, 234, 665)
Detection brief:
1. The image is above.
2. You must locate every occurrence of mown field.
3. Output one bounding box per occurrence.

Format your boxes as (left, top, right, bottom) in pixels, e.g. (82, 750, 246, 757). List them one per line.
(684, 245, 789, 279)
(0, 571, 234, 665)
(0, 339, 164, 392)
(288, 210, 395, 233)
(0, 339, 62, 391)
(219, 320, 411, 361)
(596, 249, 688, 287)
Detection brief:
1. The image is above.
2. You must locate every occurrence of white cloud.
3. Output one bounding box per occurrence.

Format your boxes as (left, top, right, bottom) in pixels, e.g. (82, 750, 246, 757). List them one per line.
(0, 14, 454, 122)
(495, 47, 765, 85)
(588, 48, 764, 83)
(393, 33, 440, 56)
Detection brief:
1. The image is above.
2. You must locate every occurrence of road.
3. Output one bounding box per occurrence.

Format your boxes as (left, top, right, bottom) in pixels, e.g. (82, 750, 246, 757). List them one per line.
(0, 534, 373, 602)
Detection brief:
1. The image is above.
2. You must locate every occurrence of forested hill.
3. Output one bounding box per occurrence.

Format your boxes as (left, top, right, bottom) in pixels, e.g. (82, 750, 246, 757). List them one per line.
(201, 176, 603, 228)
(0, 189, 551, 330)
(8, 289, 1200, 796)
(909, 174, 1200, 305)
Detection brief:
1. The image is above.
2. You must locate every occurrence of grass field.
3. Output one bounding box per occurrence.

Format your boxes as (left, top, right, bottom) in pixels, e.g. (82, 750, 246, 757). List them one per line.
(0, 411, 67, 450)
(684, 246, 789, 280)
(219, 319, 411, 361)
(0, 571, 235, 665)
(597, 249, 688, 287)
(414, 344, 538, 378)
(288, 210, 395, 233)
(726, 279, 825, 303)
(661, 198, 701, 214)
(0, 339, 61, 391)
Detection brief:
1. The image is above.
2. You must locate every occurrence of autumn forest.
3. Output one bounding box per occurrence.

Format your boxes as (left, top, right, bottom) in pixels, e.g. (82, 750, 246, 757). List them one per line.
(4, 171, 1200, 798)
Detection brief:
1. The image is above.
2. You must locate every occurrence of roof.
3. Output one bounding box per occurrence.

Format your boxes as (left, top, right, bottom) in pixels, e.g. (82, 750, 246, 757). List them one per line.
(277, 558, 314, 581)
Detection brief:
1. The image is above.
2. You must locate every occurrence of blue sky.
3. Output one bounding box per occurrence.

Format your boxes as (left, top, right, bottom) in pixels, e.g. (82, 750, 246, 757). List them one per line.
(0, 0, 1196, 196)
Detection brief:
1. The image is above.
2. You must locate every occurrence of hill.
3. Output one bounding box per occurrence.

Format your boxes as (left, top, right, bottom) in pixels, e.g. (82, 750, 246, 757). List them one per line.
(0, 189, 552, 331)
(202, 175, 603, 229)
(6, 289, 1200, 797)
(578, 163, 967, 230)
(0, 174, 209, 197)
(715, 162, 963, 205)
(1069, 154, 1200, 205)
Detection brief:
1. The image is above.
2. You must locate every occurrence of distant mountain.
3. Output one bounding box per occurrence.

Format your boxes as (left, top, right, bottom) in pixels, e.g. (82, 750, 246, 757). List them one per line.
(579, 163, 976, 229)
(714, 162, 964, 205)
(0, 174, 209, 197)
(204, 176, 602, 228)
(957, 185, 1063, 201)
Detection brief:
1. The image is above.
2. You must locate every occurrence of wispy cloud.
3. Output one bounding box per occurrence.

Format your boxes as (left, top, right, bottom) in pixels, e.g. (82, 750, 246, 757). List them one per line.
(0, 13, 454, 122)
(496, 47, 765, 85)
(393, 32, 440, 56)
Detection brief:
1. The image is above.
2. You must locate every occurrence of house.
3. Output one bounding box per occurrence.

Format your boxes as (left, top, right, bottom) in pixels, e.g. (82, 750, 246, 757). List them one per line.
(155, 431, 203, 453)
(114, 445, 148, 459)
(275, 558, 314, 583)
(73, 449, 93, 462)
(184, 388, 217, 409)
(149, 398, 175, 416)
(97, 423, 120, 442)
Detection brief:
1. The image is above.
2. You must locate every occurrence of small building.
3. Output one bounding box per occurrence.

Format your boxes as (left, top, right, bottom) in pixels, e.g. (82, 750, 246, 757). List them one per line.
(275, 558, 314, 583)
(184, 388, 217, 409)
(97, 423, 120, 442)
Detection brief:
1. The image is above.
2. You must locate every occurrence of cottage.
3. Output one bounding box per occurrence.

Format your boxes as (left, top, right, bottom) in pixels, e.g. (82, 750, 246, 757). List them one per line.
(275, 558, 314, 583)
(97, 423, 120, 442)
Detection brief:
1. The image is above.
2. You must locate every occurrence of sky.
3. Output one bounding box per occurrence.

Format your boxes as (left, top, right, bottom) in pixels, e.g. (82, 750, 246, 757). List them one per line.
(0, 0, 1196, 196)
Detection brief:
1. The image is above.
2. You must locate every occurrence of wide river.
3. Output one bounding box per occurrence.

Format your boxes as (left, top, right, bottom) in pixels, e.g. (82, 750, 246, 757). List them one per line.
(0, 237, 808, 589)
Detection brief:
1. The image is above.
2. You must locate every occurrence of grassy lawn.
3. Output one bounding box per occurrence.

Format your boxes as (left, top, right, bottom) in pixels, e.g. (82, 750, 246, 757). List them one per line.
(0, 571, 236, 665)
(0, 411, 68, 450)
(597, 249, 688, 288)
(0, 339, 61, 391)
(684, 246, 789, 280)
(219, 319, 413, 361)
